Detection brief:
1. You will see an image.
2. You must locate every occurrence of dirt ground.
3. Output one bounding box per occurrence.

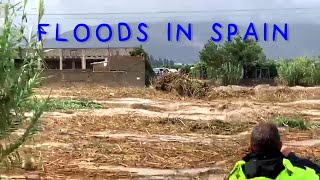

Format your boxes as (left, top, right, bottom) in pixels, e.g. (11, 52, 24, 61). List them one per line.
(3, 84, 320, 179)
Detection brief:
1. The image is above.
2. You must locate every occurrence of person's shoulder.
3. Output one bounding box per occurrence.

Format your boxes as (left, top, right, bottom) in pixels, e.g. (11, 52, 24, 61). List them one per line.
(286, 153, 320, 175)
(227, 160, 246, 180)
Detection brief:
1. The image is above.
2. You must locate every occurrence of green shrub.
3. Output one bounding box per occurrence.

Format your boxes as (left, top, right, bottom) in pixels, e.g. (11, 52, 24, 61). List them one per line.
(0, 0, 46, 167)
(190, 62, 208, 79)
(274, 116, 309, 130)
(25, 99, 102, 111)
(310, 62, 320, 85)
(277, 57, 320, 86)
(210, 62, 243, 86)
(45, 99, 102, 111)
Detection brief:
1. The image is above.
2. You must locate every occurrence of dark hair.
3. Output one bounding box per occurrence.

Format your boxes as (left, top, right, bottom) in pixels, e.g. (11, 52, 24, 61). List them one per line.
(251, 123, 281, 152)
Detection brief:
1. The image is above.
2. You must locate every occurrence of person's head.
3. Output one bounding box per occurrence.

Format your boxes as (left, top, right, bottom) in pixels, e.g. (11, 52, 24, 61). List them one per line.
(250, 123, 282, 153)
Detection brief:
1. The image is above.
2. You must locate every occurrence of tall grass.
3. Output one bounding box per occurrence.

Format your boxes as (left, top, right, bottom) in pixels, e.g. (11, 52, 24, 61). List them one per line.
(277, 57, 320, 86)
(0, 0, 46, 168)
(209, 62, 243, 86)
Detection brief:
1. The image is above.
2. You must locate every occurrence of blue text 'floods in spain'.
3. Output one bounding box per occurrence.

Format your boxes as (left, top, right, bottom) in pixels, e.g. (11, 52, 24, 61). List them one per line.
(38, 22, 288, 42)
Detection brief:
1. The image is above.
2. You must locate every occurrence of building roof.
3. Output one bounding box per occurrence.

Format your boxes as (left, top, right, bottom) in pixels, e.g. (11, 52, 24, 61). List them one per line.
(43, 47, 135, 50)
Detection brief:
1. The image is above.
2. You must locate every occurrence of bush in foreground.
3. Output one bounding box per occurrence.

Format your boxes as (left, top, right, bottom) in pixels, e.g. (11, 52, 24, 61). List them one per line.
(0, 0, 46, 167)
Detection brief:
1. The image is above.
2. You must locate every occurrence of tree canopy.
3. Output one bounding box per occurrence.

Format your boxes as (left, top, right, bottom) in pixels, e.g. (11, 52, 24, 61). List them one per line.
(199, 35, 266, 68)
(129, 45, 148, 60)
(198, 35, 266, 85)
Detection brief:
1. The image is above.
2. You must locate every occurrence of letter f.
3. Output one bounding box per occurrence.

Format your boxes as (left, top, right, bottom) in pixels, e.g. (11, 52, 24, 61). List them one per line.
(38, 24, 50, 41)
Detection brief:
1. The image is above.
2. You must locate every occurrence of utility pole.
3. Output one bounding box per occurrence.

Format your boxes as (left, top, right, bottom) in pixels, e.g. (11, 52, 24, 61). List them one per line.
(107, 45, 110, 71)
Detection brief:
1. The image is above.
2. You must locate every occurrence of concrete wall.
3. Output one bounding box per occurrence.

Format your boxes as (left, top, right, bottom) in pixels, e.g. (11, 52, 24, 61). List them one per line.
(44, 49, 60, 57)
(43, 48, 134, 58)
(85, 48, 134, 56)
(109, 56, 144, 72)
(42, 70, 145, 87)
(93, 56, 144, 72)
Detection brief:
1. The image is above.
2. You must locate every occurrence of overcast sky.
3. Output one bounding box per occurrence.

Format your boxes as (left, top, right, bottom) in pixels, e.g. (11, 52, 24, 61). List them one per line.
(24, 0, 320, 13)
(14, 0, 320, 36)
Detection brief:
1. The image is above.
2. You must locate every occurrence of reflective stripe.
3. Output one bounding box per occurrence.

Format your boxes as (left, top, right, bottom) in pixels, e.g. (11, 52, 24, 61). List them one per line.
(228, 161, 246, 180)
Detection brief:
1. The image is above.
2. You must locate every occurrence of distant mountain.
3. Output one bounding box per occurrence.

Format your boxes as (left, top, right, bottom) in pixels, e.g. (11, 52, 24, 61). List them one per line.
(44, 21, 320, 63)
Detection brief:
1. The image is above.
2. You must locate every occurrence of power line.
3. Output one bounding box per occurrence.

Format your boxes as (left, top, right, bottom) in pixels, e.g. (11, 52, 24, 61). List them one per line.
(18, 12, 320, 20)
(16, 7, 320, 16)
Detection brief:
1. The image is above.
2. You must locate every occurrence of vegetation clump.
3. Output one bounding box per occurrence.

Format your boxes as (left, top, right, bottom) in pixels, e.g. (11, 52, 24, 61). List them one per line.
(0, 0, 46, 167)
(153, 73, 209, 98)
(274, 116, 309, 130)
(277, 57, 320, 86)
(25, 98, 102, 111)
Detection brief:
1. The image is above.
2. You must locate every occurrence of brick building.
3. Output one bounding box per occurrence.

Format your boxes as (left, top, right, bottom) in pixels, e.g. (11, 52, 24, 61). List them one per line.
(40, 47, 146, 87)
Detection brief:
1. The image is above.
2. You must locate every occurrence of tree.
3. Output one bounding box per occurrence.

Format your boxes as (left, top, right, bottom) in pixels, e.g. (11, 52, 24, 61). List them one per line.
(199, 35, 266, 68)
(199, 35, 266, 85)
(129, 45, 148, 59)
(130, 45, 155, 86)
(199, 40, 224, 68)
(149, 55, 155, 66)
(223, 36, 266, 66)
(191, 62, 208, 79)
(149, 55, 155, 61)
(0, 0, 47, 166)
(165, 59, 170, 67)
(169, 60, 175, 67)
(158, 58, 163, 67)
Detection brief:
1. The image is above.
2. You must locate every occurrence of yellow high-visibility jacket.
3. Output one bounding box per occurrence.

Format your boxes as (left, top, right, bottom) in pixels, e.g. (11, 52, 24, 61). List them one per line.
(228, 158, 319, 180)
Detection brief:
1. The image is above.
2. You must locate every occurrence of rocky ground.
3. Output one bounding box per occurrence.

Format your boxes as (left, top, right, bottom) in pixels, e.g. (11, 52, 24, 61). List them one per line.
(1, 84, 320, 180)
